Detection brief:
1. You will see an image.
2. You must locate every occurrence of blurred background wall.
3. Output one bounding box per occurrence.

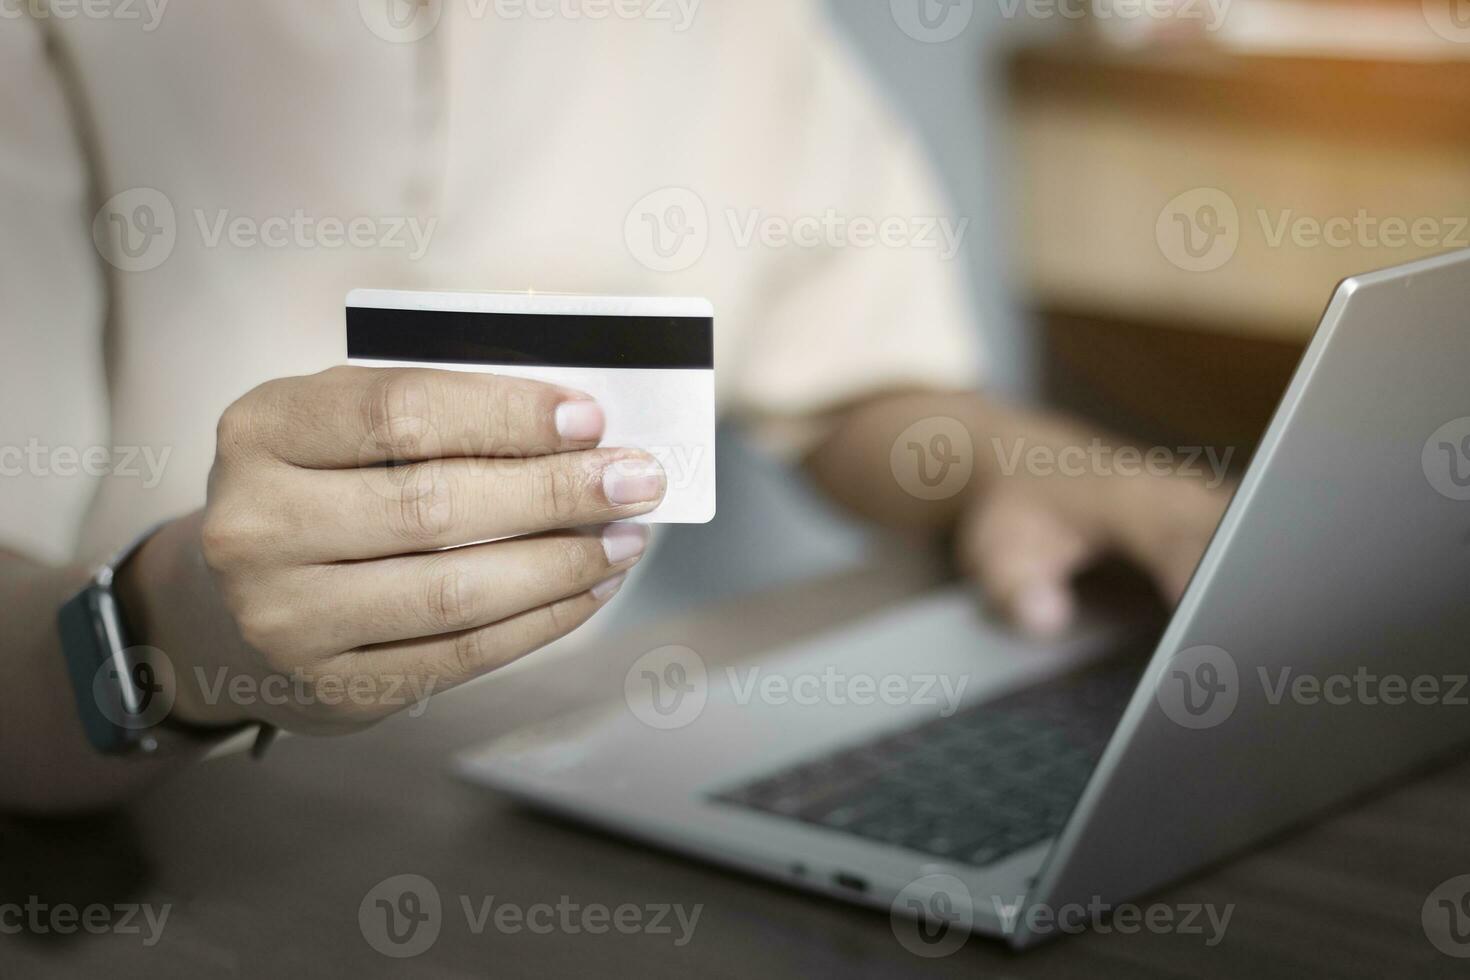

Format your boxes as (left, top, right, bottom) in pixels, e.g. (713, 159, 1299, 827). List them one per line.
(831, 0, 1056, 403)
(611, 0, 1470, 631)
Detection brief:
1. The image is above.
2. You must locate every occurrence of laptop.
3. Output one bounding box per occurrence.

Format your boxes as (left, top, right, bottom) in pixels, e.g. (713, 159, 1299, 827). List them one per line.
(456, 248, 1470, 948)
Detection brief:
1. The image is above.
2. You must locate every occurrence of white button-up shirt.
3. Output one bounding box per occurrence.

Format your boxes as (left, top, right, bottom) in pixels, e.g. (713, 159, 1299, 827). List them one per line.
(0, 0, 981, 565)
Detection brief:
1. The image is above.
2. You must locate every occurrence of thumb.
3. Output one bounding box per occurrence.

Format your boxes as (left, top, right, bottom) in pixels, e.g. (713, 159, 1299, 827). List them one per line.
(959, 488, 1098, 639)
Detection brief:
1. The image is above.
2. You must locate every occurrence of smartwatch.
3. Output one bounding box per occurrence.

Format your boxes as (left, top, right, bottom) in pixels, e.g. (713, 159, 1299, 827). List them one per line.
(57, 523, 275, 757)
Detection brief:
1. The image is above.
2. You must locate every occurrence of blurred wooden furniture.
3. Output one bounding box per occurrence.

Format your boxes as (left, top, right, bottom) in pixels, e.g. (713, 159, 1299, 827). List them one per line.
(1005, 43, 1470, 459)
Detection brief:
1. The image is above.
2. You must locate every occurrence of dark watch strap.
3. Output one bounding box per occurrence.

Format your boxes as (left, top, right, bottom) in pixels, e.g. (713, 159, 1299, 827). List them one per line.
(57, 527, 275, 757)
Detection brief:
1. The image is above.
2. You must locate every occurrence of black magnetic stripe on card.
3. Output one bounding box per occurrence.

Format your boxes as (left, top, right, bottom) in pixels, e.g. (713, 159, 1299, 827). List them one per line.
(347, 306, 714, 370)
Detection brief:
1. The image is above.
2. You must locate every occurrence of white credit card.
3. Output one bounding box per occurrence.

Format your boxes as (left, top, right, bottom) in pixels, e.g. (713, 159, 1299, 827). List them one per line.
(346, 289, 716, 524)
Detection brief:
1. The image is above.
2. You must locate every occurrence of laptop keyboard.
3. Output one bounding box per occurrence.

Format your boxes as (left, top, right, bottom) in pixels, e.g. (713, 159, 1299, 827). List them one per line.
(711, 657, 1142, 869)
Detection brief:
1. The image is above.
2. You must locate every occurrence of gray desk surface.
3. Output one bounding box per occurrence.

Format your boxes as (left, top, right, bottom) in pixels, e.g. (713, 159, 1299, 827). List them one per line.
(4, 557, 1468, 978)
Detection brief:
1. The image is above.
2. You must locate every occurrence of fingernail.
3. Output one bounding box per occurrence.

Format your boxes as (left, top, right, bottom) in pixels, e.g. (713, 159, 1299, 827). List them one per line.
(1017, 586, 1072, 638)
(592, 573, 628, 601)
(555, 400, 605, 442)
(602, 523, 649, 565)
(602, 458, 666, 506)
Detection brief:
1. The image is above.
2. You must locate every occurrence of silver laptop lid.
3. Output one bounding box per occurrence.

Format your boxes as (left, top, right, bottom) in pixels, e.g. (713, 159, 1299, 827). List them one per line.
(1018, 248, 1470, 948)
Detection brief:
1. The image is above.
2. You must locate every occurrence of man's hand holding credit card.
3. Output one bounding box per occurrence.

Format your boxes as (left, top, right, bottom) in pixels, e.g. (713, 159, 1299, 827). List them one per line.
(106, 292, 715, 739)
(346, 290, 716, 524)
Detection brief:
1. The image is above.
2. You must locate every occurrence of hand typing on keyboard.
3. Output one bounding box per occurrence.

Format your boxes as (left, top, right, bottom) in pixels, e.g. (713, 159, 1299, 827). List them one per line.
(956, 460, 1229, 640)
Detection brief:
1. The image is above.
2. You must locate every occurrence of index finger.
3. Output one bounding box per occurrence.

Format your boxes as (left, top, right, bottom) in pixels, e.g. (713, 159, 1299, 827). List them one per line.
(253, 366, 605, 468)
